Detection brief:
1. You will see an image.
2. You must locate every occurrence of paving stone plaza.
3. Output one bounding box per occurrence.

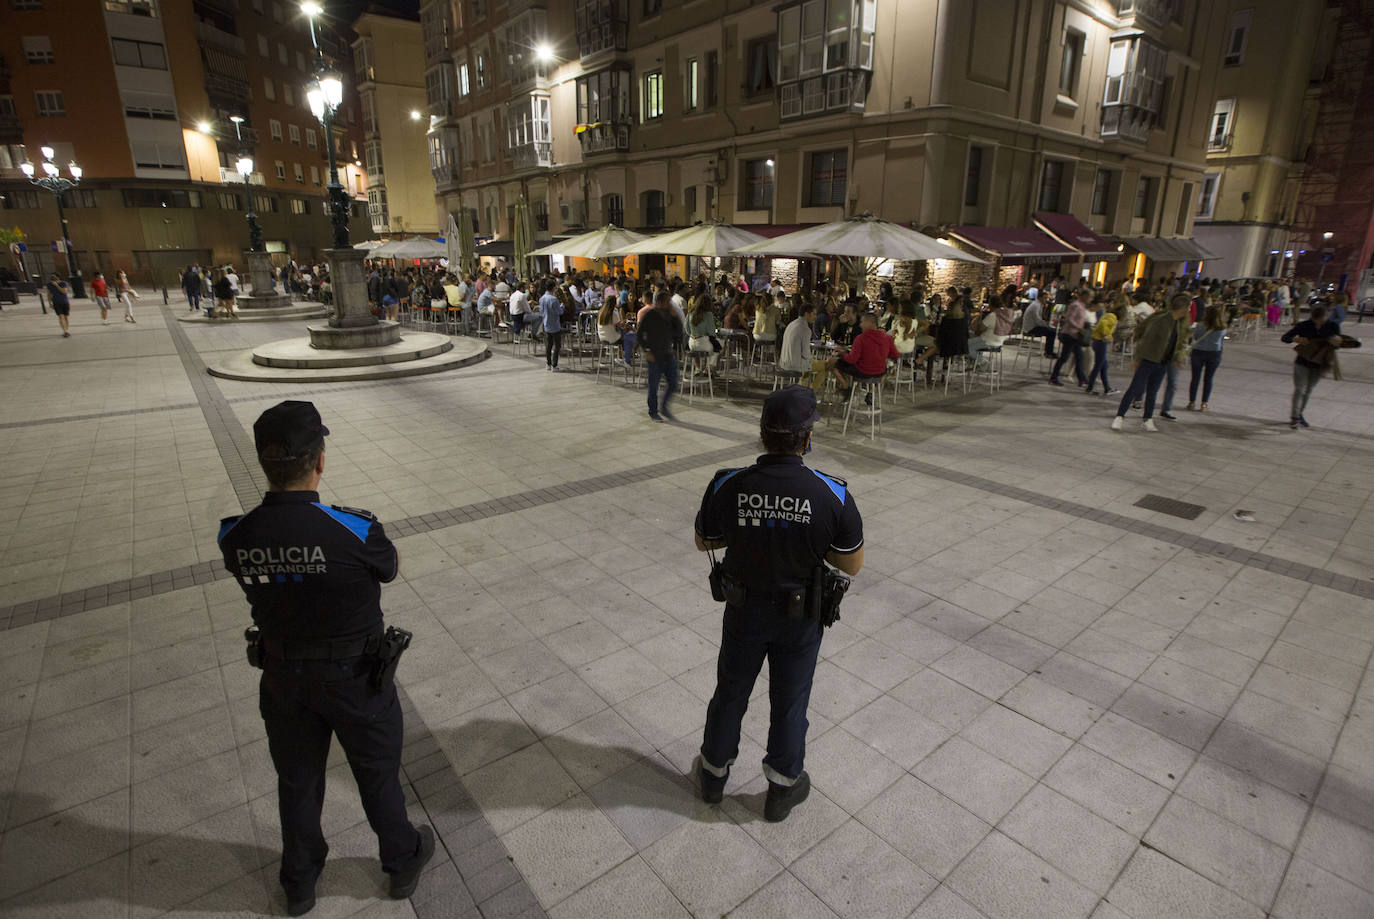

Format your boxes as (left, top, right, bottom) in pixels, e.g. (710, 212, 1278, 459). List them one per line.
(1, 295, 1373, 919)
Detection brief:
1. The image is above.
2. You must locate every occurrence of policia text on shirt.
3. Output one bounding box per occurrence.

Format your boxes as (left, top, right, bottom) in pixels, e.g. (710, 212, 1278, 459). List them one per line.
(217, 401, 435, 917)
(693, 385, 864, 823)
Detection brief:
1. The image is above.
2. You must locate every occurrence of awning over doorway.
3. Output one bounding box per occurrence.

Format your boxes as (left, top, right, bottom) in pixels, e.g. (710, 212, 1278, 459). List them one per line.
(946, 226, 1078, 265)
(1117, 236, 1218, 262)
(1034, 212, 1122, 261)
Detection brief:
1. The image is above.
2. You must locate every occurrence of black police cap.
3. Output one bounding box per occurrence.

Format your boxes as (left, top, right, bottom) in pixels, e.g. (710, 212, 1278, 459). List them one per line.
(254, 400, 330, 459)
(762, 385, 821, 433)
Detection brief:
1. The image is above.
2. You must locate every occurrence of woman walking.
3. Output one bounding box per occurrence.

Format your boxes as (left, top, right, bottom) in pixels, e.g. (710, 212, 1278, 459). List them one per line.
(115, 270, 138, 323)
(1085, 299, 1120, 395)
(1049, 290, 1090, 387)
(1186, 304, 1226, 411)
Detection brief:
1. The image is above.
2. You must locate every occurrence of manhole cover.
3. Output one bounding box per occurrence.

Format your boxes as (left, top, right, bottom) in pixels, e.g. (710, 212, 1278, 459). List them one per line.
(1133, 494, 1206, 520)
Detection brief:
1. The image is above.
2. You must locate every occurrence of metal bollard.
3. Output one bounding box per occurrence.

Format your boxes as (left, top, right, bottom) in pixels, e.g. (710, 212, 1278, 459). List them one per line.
(162, 286, 169, 305)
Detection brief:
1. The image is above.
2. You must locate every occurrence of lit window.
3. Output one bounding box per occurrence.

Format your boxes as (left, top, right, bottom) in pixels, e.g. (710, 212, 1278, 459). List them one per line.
(642, 70, 662, 121)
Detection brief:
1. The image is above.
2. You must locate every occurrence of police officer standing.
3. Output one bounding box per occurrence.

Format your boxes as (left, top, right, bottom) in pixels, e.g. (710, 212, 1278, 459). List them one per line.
(218, 401, 433, 915)
(693, 386, 864, 821)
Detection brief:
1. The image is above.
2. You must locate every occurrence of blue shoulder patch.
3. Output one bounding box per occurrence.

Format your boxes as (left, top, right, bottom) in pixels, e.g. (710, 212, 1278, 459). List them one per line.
(810, 469, 847, 504)
(712, 467, 745, 494)
(312, 503, 373, 542)
(217, 515, 243, 544)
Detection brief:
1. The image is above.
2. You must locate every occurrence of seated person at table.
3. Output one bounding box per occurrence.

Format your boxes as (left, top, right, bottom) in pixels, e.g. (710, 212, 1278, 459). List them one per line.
(687, 295, 722, 369)
(830, 303, 861, 347)
(970, 293, 1015, 366)
(828, 312, 900, 391)
(507, 281, 533, 335)
(597, 298, 625, 345)
(891, 301, 935, 363)
(780, 301, 830, 390)
(754, 294, 782, 344)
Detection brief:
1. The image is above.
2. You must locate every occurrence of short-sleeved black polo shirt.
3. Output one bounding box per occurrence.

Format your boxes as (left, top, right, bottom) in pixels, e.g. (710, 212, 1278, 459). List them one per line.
(218, 490, 398, 642)
(695, 454, 863, 593)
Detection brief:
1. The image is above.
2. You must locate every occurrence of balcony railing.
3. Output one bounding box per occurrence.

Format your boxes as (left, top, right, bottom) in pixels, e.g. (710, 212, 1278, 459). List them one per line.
(1101, 71, 1162, 143)
(511, 141, 552, 170)
(195, 21, 245, 57)
(218, 167, 265, 185)
(577, 122, 630, 156)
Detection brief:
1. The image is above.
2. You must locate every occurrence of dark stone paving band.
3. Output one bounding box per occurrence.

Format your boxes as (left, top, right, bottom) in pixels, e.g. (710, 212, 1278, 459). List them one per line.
(842, 441, 1374, 599)
(0, 443, 748, 630)
(161, 305, 269, 511)
(397, 686, 547, 919)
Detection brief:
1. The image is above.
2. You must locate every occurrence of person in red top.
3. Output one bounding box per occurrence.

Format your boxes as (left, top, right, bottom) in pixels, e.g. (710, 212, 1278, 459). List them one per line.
(827, 311, 899, 390)
(90, 271, 111, 325)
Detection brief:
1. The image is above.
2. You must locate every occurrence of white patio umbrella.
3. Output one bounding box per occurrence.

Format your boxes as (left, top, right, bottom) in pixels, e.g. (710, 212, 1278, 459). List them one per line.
(732, 212, 984, 263)
(607, 220, 770, 257)
(372, 238, 447, 260)
(353, 238, 385, 251)
(529, 224, 650, 259)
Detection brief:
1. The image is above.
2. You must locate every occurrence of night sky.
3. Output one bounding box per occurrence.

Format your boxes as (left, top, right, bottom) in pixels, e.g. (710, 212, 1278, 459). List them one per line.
(336, 0, 421, 20)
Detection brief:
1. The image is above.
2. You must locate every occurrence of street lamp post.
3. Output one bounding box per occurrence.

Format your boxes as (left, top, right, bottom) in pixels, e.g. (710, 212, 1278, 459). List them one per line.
(307, 71, 350, 251)
(229, 117, 265, 252)
(300, 1, 391, 342)
(20, 146, 85, 298)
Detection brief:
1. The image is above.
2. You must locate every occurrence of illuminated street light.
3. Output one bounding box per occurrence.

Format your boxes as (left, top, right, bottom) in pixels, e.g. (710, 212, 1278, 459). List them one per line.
(20, 145, 85, 296)
(229, 115, 264, 251)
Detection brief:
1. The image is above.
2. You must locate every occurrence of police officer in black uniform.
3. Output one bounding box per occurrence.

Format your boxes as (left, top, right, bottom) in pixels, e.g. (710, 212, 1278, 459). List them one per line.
(218, 401, 433, 916)
(693, 385, 865, 821)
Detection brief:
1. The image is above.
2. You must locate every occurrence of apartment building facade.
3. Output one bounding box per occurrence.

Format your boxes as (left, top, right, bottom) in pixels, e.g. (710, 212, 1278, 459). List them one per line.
(419, 0, 1252, 288)
(353, 10, 439, 238)
(0, 0, 369, 286)
(1191, 0, 1336, 279)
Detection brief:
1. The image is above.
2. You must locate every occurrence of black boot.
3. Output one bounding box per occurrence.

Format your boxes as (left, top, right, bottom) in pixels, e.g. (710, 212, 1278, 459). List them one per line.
(698, 758, 727, 803)
(764, 771, 810, 822)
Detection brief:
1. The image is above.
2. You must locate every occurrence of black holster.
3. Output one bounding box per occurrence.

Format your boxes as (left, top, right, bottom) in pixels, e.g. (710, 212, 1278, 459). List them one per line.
(809, 565, 852, 627)
(244, 625, 263, 669)
(370, 625, 412, 692)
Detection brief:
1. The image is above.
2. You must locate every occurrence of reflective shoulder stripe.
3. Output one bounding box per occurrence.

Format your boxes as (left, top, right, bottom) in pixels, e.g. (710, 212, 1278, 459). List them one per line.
(711, 467, 746, 494)
(217, 515, 244, 544)
(809, 469, 847, 504)
(311, 503, 373, 542)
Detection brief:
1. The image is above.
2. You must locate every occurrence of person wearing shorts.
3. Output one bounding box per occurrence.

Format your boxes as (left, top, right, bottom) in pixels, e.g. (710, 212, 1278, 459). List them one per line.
(90, 272, 111, 324)
(47, 273, 71, 337)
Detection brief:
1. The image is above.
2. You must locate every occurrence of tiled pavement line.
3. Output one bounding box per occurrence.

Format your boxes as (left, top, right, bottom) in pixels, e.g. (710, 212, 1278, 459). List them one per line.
(395, 686, 549, 919)
(1252, 638, 1374, 914)
(0, 442, 750, 629)
(159, 303, 269, 511)
(701, 395, 1374, 600)
(0, 358, 540, 431)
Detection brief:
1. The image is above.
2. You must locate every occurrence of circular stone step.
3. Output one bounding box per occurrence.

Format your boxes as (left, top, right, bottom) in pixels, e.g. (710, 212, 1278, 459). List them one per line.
(251, 331, 453, 368)
(208, 336, 488, 382)
(177, 303, 328, 323)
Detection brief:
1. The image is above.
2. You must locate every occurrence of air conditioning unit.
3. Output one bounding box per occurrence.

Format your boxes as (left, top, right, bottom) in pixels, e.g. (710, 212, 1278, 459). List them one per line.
(560, 200, 586, 226)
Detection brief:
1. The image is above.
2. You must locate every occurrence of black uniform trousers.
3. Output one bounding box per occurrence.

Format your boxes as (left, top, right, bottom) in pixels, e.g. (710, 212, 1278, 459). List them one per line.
(259, 655, 419, 894)
(701, 602, 823, 783)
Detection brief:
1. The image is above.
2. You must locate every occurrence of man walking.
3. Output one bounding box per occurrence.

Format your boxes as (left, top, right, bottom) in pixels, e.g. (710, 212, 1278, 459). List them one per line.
(694, 386, 864, 821)
(1111, 294, 1191, 432)
(639, 289, 682, 421)
(218, 402, 434, 916)
(538, 280, 564, 370)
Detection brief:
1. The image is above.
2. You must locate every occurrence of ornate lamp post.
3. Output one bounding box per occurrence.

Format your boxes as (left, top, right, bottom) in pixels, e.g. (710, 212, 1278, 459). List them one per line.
(229, 116, 264, 252)
(20, 146, 85, 297)
(299, 0, 393, 343)
(306, 70, 350, 251)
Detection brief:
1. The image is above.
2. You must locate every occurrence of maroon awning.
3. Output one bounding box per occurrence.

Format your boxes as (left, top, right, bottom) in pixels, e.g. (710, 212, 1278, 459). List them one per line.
(946, 226, 1078, 266)
(1034, 212, 1122, 261)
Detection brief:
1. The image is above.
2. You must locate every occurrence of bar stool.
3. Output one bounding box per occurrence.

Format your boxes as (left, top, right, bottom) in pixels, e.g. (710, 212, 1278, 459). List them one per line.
(594, 339, 619, 383)
(890, 353, 920, 405)
(841, 371, 886, 439)
(772, 368, 803, 391)
(751, 338, 778, 380)
(684, 352, 715, 402)
(972, 346, 1003, 393)
(943, 356, 971, 395)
